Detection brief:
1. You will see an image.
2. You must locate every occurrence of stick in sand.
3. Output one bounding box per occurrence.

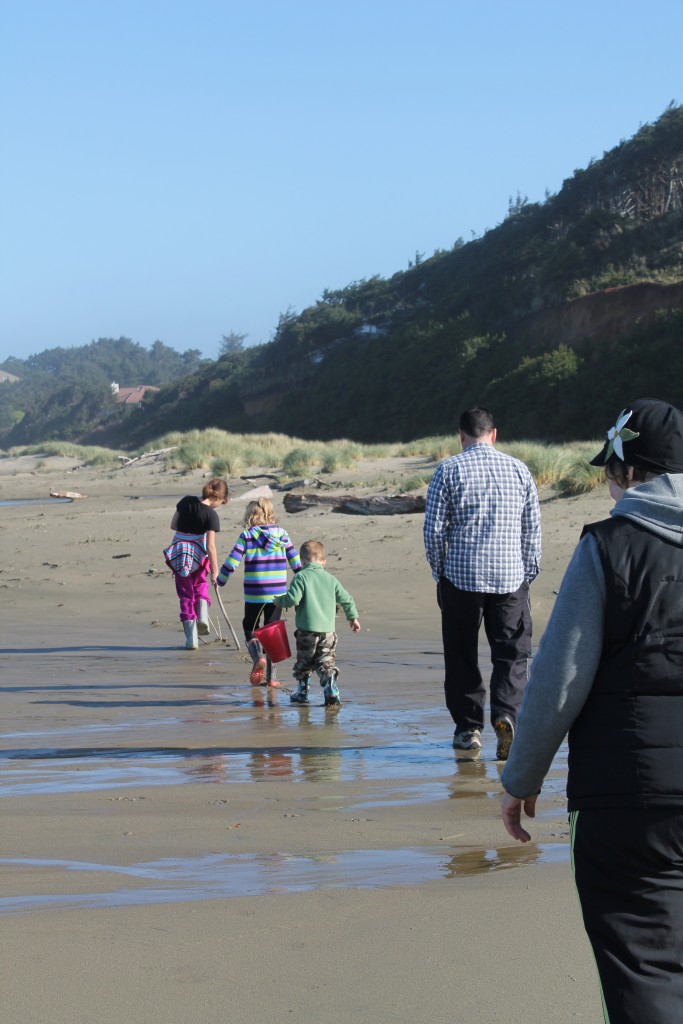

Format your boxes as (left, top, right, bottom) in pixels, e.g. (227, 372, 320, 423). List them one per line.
(213, 584, 242, 651)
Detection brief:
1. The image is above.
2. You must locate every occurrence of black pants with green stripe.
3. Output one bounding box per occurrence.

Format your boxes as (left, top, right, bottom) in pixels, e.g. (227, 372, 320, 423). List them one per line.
(570, 807, 683, 1023)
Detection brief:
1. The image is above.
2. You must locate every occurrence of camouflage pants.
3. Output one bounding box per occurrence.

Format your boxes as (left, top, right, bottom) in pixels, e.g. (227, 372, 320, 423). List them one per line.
(292, 629, 338, 684)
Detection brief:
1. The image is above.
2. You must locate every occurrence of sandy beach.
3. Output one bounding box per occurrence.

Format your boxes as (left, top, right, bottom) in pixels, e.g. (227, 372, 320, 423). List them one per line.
(0, 452, 609, 1023)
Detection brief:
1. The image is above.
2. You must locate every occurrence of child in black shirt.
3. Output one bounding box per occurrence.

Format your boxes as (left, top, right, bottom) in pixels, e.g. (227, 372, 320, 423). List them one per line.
(164, 477, 228, 649)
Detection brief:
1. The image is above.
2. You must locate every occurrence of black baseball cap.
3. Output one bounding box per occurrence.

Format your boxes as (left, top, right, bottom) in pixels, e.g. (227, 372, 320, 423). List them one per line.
(590, 398, 683, 475)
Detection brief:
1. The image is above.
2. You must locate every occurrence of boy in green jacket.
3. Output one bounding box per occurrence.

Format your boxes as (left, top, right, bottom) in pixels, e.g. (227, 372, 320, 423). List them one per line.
(274, 540, 361, 706)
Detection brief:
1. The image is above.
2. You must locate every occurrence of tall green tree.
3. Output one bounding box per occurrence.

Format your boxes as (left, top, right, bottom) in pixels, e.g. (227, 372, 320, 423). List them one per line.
(219, 331, 247, 355)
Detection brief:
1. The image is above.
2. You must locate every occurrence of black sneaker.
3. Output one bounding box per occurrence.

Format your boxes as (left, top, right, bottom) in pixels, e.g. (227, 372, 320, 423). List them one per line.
(494, 717, 515, 761)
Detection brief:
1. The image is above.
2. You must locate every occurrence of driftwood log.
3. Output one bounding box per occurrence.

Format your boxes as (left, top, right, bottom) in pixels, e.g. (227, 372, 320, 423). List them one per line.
(118, 447, 177, 468)
(50, 490, 88, 499)
(283, 492, 426, 516)
(279, 477, 335, 491)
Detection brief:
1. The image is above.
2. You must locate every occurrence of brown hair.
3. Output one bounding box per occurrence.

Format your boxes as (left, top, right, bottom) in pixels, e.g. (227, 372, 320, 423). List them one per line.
(201, 477, 229, 502)
(300, 540, 326, 563)
(244, 498, 276, 527)
(604, 456, 655, 490)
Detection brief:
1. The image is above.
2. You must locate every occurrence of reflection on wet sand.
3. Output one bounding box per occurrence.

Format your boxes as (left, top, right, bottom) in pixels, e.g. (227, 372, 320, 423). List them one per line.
(1, 634, 570, 900)
(444, 843, 557, 878)
(451, 754, 500, 790)
(182, 746, 345, 784)
(0, 843, 568, 914)
(0, 725, 561, 799)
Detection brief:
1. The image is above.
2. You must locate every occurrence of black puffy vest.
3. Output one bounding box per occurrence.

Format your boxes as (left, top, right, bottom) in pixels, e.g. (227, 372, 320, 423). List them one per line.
(567, 515, 683, 810)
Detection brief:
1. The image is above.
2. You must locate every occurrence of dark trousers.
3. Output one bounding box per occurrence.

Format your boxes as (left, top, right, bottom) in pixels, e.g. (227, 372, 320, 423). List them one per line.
(242, 601, 281, 644)
(436, 576, 531, 732)
(571, 807, 683, 1023)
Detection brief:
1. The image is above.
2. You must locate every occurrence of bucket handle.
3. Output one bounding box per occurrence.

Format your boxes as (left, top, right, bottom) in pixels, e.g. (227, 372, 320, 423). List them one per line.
(253, 601, 285, 634)
(253, 603, 269, 631)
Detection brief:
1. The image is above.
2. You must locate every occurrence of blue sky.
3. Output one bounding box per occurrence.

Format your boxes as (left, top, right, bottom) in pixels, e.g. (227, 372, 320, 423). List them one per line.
(1, 0, 681, 363)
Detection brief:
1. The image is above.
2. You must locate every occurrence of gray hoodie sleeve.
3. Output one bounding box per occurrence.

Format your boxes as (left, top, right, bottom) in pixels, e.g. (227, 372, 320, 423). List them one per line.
(501, 533, 607, 798)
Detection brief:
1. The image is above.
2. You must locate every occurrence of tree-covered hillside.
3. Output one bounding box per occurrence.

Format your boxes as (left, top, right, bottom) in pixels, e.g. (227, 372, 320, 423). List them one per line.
(0, 338, 207, 444)
(3, 104, 682, 449)
(117, 103, 682, 447)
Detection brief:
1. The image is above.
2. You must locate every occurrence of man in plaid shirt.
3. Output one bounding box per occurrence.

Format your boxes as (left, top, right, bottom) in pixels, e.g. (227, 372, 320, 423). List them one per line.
(424, 407, 541, 759)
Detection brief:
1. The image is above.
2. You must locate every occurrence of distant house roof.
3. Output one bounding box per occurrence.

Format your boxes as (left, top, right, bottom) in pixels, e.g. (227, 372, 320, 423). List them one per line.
(115, 385, 160, 406)
(0, 370, 20, 383)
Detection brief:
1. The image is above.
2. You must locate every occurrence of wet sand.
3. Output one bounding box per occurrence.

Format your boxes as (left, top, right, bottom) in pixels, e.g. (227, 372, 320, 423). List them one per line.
(0, 454, 609, 1023)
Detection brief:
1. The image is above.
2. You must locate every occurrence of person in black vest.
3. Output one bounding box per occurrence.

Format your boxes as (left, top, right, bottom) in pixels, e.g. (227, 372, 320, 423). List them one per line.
(500, 398, 683, 1024)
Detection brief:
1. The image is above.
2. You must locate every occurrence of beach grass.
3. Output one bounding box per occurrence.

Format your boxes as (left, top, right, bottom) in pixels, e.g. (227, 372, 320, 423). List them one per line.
(5, 432, 605, 495)
(6, 441, 126, 466)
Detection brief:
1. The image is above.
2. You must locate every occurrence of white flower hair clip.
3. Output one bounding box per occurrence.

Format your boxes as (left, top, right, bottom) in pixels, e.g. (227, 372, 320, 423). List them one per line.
(605, 409, 639, 461)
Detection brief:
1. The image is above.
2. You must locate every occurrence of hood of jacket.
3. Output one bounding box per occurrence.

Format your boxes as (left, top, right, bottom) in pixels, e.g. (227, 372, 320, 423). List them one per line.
(250, 525, 287, 553)
(612, 472, 683, 546)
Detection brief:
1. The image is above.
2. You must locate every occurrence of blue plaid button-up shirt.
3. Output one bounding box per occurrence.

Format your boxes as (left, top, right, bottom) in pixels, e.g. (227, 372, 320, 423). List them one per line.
(424, 443, 541, 593)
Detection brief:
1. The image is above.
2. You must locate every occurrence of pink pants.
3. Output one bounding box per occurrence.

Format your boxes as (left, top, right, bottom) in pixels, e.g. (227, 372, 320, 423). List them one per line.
(174, 565, 211, 622)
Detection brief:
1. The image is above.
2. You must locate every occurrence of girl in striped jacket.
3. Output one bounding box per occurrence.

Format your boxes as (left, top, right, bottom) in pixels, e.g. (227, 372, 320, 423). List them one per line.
(217, 498, 301, 685)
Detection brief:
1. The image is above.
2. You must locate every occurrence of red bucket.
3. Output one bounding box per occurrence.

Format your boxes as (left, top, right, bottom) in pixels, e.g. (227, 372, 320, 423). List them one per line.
(253, 618, 291, 663)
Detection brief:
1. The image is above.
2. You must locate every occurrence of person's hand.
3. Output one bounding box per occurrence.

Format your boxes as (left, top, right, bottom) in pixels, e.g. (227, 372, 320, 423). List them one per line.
(501, 792, 538, 843)
(349, 618, 361, 632)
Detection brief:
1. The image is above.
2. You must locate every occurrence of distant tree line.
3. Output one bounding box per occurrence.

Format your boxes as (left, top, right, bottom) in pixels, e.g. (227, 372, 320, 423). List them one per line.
(0, 337, 207, 444)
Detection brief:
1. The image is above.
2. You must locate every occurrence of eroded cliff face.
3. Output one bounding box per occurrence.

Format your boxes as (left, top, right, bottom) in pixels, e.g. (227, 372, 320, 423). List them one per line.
(512, 281, 683, 352)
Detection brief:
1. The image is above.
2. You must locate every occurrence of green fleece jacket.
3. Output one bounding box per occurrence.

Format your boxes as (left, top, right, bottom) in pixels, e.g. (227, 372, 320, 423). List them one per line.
(275, 562, 358, 632)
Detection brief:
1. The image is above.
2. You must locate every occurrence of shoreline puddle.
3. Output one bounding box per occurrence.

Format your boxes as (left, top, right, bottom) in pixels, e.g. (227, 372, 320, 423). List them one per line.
(0, 844, 569, 913)
(2, 637, 570, 913)
(0, 739, 528, 796)
(0, 497, 72, 507)
(0, 752, 467, 795)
